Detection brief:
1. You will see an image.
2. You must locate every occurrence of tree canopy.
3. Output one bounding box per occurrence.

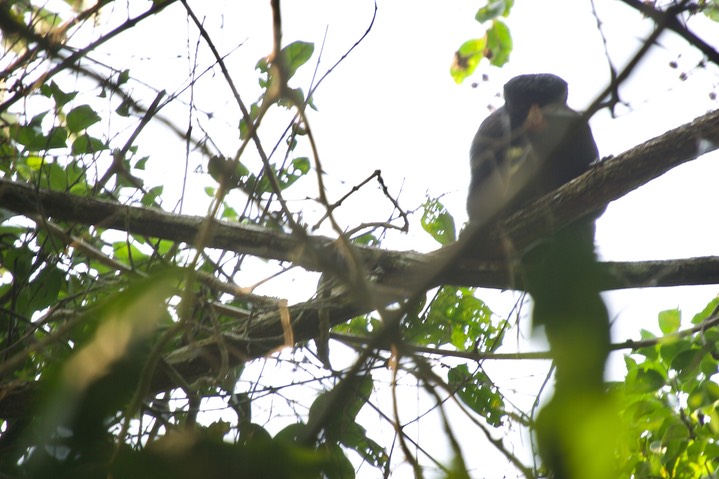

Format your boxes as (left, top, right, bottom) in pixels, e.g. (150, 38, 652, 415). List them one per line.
(0, 1, 719, 478)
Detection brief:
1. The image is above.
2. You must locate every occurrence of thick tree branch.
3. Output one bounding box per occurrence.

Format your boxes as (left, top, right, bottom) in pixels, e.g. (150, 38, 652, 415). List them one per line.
(1, 108, 718, 282)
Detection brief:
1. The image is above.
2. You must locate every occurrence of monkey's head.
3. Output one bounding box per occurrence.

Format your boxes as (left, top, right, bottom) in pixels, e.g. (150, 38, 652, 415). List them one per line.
(503, 74, 569, 127)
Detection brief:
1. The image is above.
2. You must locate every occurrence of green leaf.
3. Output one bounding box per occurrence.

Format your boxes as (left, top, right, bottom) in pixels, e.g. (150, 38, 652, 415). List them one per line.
(421, 198, 456, 245)
(450, 38, 486, 84)
(404, 286, 501, 351)
(38, 162, 70, 190)
(239, 103, 261, 140)
(221, 205, 238, 220)
(688, 381, 719, 410)
(115, 98, 132, 117)
(0, 210, 20, 224)
(291, 156, 310, 174)
(659, 338, 690, 364)
(352, 233, 379, 247)
(307, 375, 373, 444)
(332, 314, 381, 336)
(72, 134, 107, 154)
(276, 158, 310, 190)
(670, 348, 703, 381)
(45, 126, 68, 149)
(11, 124, 42, 149)
(704, 2, 719, 21)
(700, 352, 718, 377)
(43, 81, 77, 107)
(691, 297, 719, 324)
(66, 105, 101, 133)
(112, 241, 149, 263)
(16, 265, 64, 317)
(322, 443, 355, 479)
(658, 308, 681, 334)
(448, 364, 505, 427)
(35, 7, 63, 30)
(25, 155, 45, 171)
(256, 56, 269, 74)
(141, 185, 163, 206)
(118, 69, 130, 85)
(30, 111, 49, 127)
(632, 368, 665, 393)
(208, 155, 250, 189)
(339, 422, 387, 468)
(475, 0, 514, 22)
(282, 41, 314, 79)
(135, 156, 150, 170)
(279, 87, 307, 108)
(485, 20, 512, 67)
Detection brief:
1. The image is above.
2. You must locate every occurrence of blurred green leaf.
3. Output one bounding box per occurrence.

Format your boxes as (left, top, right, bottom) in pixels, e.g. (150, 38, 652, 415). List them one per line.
(321, 443, 355, 479)
(116, 98, 132, 117)
(305, 378, 388, 469)
(291, 156, 310, 174)
(658, 308, 681, 334)
(46, 126, 67, 149)
(691, 296, 719, 324)
(113, 241, 149, 264)
(421, 198, 456, 245)
(475, 0, 514, 22)
(239, 103, 261, 140)
(66, 105, 101, 133)
(282, 41, 314, 79)
(141, 185, 163, 206)
(485, 20, 512, 67)
(118, 69, 130, 85)
(405, 286, 502, 352)
(671, 348, 703, 381)
(11, 124, 42, 149)
(208, 155, 250, 189)
(632, 368, 665, 393)
(659, 338, 690, 364)
(448, 364, 505, 427)
(41, 81, 77, 107)
(703, 1, 719, 21)
(450, 37, 486, 84)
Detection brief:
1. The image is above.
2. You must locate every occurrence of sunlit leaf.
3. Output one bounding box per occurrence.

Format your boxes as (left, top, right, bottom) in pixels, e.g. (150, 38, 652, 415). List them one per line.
(658, 308, 681, 334)
(691, 296, 719, 324)
(282, 41, 314, 79)
(421, 198, 456, 245)
(475, 0, 514, 22)
(450, 37, 486, 84)
(485, 20, 512, 67)
(291, 156, 310, 174)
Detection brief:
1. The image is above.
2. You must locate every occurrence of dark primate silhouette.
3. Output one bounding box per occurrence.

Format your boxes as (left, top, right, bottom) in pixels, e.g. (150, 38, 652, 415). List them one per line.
(466, 74, 614, 479)
(466, 73, 599, 228)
